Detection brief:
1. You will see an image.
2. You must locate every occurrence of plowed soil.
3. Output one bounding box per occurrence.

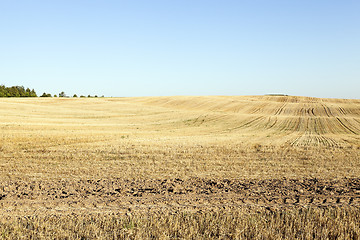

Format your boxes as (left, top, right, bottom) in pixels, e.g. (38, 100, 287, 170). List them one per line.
(1, 178, 360, 216)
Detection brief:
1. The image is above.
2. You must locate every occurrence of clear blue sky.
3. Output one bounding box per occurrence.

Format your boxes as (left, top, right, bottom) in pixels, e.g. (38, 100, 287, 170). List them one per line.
(1, 1, 359, 98)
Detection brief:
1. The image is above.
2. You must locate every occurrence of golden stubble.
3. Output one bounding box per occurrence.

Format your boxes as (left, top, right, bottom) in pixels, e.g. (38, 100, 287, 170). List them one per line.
(0, 96, 359, 181)
(1, 96, 360, 238)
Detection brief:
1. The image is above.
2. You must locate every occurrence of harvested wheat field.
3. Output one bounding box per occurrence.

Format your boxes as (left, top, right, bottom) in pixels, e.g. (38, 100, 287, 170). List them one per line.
(0, 95, 360, 239)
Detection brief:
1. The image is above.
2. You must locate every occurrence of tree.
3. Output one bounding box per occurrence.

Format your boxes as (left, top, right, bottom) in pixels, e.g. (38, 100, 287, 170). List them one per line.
(41, 92, 52, 97)
(0, 85, 6, 97)
(7, 86, 20, 97)
(16, 86, 25, 97)
(0, 84, 38, 97)
(0, 84, 105, 98)
(30, 89, 37, 97)
(25, 88, 31, 97)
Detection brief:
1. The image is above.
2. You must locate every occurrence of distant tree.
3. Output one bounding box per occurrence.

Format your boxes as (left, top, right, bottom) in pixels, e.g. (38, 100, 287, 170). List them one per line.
(7, 86, 20, 97)
(25, 88, 31, 97)
(80, 95, 85, 98)
(40, 92, 52, 97)
(5, 86, 37, 97)
(0, 84, 94, 98)
(0, 85, 6, 97)
(30, 89, 37, 97)
(16, 86, 25, 97)
(101, 95, 104, 98)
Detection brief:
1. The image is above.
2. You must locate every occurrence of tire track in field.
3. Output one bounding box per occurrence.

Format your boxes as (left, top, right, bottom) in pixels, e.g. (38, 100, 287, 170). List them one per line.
(135, 96, 359, 147)
(335, 117, 359, 135)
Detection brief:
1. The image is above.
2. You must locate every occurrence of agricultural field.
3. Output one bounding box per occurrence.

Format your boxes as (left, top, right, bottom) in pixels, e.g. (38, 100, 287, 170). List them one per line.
(0, 95, 360, 239)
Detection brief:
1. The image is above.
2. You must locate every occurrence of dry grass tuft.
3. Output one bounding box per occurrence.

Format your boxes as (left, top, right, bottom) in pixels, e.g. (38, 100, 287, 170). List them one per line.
(0, 207, 359, 239)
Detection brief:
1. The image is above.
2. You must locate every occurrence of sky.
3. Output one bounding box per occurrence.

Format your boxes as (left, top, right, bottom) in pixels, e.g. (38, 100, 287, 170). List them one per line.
(0, 1, 359, 98)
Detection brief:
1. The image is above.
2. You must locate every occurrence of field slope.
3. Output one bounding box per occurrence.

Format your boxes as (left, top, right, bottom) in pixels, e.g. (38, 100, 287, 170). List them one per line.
(0, 95, 359, 238)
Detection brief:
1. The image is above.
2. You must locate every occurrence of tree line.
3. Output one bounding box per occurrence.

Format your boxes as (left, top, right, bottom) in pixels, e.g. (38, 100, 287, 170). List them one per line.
(0, 85, 37, 97)
(0, 84, 103, 98)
